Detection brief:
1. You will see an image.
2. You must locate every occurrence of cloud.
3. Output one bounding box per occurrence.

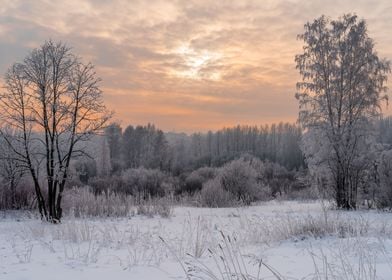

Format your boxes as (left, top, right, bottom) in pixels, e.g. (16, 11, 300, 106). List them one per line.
(0, 0, 391, 132)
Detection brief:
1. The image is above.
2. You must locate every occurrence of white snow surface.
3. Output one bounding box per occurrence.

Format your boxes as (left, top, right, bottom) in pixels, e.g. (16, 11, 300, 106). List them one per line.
(1, 200, 392, 279)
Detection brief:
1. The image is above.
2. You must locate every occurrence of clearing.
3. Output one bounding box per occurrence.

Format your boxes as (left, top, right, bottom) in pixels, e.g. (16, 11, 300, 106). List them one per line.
(1, 200, 391, 279)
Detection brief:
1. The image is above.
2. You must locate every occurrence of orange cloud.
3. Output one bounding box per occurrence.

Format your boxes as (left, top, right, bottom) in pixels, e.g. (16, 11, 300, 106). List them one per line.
(0, 0, 391, 132)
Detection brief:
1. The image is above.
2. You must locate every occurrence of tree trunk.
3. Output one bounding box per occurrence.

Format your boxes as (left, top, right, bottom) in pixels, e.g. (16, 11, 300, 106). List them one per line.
(10, 178, 16, 208)
(33, 181, 47, 220)
(336, 171, 345, 208)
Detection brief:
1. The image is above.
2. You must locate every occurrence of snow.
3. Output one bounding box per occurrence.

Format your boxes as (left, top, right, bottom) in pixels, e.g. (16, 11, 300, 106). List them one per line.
(1, 201, 392, 279)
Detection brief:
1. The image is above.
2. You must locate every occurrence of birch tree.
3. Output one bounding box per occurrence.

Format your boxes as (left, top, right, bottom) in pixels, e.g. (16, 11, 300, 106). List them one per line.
(295, 14, 390, 209)
(0, 40, 112, 222)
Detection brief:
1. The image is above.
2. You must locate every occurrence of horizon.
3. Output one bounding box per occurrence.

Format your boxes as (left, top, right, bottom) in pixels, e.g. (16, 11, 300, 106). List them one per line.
(1, 0, 392, 133)
(127, 120, 301, 135)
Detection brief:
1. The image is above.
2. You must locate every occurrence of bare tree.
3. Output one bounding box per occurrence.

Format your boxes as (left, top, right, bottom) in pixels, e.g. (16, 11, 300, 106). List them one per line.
(0, 129, 25, 208)
(0, 40, 112, 222)
(295, 14, 390, 209)
(95, 136, 112, 177)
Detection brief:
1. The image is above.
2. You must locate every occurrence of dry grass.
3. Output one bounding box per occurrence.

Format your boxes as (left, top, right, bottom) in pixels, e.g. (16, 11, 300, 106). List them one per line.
(63, 187, 135, 218)
(2, 201, 392, 279)
(136, 197, 173, 218)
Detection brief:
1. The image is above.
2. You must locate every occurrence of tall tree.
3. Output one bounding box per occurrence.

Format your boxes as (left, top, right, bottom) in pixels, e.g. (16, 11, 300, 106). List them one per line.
(96, 137, 112, 177)
(0, 40, 112, 222)
(295, 14, 390, 209)
(104, 122, 123, 173)
(0, 130, 25, 208)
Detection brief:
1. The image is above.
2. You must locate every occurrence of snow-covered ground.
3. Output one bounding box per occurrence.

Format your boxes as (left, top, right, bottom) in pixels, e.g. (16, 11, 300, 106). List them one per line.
(1, 200, 392, 279)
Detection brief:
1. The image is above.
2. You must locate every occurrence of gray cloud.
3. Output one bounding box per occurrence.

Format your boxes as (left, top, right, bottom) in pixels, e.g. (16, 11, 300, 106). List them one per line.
(0, 0, 391, 132)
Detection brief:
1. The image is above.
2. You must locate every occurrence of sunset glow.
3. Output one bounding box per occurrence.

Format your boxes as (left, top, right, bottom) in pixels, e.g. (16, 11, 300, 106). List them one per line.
(0, 0, 392, 132)
(170, 43, 223, 80)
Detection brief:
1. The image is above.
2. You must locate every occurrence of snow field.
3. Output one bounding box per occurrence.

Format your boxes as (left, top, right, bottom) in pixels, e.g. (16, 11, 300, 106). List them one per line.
(1, 200, 392, 279)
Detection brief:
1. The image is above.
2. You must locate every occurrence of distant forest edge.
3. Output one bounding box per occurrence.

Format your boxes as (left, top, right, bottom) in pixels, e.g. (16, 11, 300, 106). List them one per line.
(101, 122, 304, 175)
(3, 117, 392, 213)
(98, 117, 392, 176)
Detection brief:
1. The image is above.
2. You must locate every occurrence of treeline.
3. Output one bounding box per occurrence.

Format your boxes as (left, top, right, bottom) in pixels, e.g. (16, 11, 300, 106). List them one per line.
(59, 115, 392, 210)
(3, 117, 392, 212)
(182, 123, 304, 171)
(378, 116, 392, 147)
(96, 122, 304, 177)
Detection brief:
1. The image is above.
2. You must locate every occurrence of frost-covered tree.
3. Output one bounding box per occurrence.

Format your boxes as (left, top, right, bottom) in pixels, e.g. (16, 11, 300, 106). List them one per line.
(219, 158, 260, 204)
(122, 124, 169, 170)
(0, 40, 112, 221)
(169, 123, 304, 171)
(295, 14, 390, 209)
(377, 150, 392, 208)
(122, 167, 166, 202)
(96, 137, 112, 177)
(0, 130, 25, 208)
(104, 123, 123, 173)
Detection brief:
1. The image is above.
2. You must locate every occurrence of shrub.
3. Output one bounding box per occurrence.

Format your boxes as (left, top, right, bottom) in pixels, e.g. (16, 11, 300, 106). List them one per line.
(220, 158, 260, 204)
(257, 160, 298, 197)
(122, 168, 168, 201)
(88, 175, 124, 195)
(200, 179, 235, 207)
(195, 167, 217, 180)
(72, 158, 97, 184)
(183, 173, 203, 194)
(0, 178, 35, 210)
(182, 167, 218, 195)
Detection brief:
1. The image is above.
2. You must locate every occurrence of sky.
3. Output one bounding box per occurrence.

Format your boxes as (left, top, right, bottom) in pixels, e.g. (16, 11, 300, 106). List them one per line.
(1, 0, 392, 133)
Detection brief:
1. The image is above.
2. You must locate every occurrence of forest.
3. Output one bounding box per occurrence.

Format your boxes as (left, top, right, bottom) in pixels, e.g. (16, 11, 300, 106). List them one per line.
(2, 116, 392, 214)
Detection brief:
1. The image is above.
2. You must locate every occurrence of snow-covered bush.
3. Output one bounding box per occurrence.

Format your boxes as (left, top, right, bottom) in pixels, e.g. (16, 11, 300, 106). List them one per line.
(198, 157, 286, 207)
(219, 158, 260, 204)
(182, 167, 218, 194)
(194, 166, 217, 180)
(0, 178, 35, 210)
(257, 160, 294, 197)
(71, 158, 97, 184)
(121, 168, 169, 201)
(200, 178, 235, 207)
(183, 173, 203, 194)
(88, 175, 124, 195)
